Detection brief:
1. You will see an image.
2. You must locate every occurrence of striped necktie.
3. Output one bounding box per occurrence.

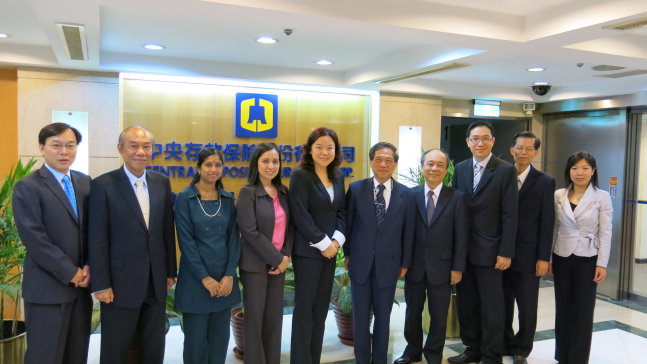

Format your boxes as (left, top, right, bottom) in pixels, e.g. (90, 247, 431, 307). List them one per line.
(473, 163, 483, 192)
(426, 190, 435, 226)
(375, 184, 386, 228)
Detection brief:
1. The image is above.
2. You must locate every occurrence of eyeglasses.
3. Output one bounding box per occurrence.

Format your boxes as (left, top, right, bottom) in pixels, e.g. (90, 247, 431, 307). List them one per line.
(513, 146, 535, 152)
(468, 137, 493, 144)
(47, 143, 77, 151)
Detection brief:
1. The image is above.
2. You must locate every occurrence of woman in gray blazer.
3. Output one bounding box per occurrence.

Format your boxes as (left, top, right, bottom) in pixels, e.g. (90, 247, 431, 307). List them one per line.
(174, 148, 241, 364)
(551, 151, 612, 364)
(237, 142, 293, 364)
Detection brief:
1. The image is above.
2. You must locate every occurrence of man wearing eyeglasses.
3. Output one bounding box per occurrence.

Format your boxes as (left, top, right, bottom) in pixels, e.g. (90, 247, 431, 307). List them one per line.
(449, 121, 518, 364)
(13, 123, 92, 364)
(503, 132, 555, 364)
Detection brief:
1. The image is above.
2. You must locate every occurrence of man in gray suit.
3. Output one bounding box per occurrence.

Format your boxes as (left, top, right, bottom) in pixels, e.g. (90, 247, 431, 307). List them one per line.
(13, 122, 92, 364)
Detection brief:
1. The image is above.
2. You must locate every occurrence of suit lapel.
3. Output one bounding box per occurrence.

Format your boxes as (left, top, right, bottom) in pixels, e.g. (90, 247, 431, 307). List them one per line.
(429, 186, 449, 227)
(312, 172, 332, 207)
(473, 158, 496, 196)
(574, 183, 596, 219)
(116, 168, 148, 230)
(385, 179, 403, 220)
(415, 185, 426, 223)
(39, 167, 79, 224)
(70, 172, 85, 224)
(560, 187, 577, 224)
(519, 165, 538, 198)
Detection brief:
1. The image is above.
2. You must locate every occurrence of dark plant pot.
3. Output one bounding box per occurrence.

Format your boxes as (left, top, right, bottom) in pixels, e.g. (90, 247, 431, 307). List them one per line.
(332, 301, 355, 346)
(0, 321, 27, 364)
(230, 306, 244, 360)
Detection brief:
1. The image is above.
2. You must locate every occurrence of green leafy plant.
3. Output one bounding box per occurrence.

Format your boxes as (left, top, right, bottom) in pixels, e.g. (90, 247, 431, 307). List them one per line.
(0, 159, 36, 339)
(332, 250, 352, 314)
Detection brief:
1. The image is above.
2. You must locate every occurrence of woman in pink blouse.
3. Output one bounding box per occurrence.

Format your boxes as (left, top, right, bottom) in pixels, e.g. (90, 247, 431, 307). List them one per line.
(237, 142, 293, 364)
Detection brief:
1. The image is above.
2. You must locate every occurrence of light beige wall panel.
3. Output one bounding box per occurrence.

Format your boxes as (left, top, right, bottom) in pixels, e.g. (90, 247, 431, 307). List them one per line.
(89, 157, 122, 179)
(17, 68, 120, 176)
(380, 93, 442, 153)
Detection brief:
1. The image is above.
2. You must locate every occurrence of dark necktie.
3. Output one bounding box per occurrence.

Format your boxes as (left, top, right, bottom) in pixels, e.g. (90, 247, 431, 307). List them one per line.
(375, 184, 386, 228)
(426, 190, 435, 226)
(62, 175, 78, 218)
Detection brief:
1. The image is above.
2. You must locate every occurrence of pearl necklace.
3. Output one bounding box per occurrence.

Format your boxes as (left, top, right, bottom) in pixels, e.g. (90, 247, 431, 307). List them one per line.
(197, 198, 221, 218)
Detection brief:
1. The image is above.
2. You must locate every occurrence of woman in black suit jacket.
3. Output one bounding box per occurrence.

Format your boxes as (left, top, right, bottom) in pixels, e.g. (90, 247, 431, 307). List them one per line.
(237, 142, 293, 364)
(290, 127, 346, 364)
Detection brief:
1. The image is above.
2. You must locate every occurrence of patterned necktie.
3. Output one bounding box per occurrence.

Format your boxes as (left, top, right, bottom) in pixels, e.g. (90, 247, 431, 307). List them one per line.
(426, 190, 435, 227)
(375, 184, 386, 228)
(62, 175, 78, 218)
(473, 163, 483, 192)
(135, 180, 150, 228)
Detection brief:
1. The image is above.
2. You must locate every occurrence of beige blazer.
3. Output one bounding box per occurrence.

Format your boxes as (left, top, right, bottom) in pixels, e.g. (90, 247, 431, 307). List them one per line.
(552, 184, 612, 267)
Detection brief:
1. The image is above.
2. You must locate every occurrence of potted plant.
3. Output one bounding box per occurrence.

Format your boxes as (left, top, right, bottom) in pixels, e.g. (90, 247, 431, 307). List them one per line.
(331, 250, 356, 345)
(0, 159, 36, 363)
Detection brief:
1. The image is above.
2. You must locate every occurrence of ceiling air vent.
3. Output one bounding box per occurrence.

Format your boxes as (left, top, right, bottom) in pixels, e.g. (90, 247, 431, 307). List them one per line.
(591, 65, 625, 71)
(595, 70, 647, 78)
(376, 62, 469, 84)
(603, 17, 647, 31)
(56, 23, 88, 61)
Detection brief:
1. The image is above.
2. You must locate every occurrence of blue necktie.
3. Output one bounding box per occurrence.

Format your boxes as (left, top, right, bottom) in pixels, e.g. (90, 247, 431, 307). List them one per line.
(375, 184, 386, 228)
(62, 175, 78, 218)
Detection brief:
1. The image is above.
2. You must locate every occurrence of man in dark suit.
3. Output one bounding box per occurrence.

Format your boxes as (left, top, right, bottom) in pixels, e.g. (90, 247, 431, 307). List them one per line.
(13, 123, 92, 364)
(345, 142, 415, 364)
(449, 121, 518, 364)
(393, 149, 469, 364)
(88, 126, 177, 364)
(503, 132, 555, 364)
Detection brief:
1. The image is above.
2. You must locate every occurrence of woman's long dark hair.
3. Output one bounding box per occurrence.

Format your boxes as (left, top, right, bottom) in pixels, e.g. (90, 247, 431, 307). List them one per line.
(247, 142, 283, 189)
(192, 147, 225, 192)
(564, 151, 598, 188)
(299, 127, 342, 182)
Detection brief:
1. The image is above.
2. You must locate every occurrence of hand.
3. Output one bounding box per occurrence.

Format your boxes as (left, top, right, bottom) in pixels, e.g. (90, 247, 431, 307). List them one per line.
(495, 256, 511, 270)
(70, 267, 85, 287)
(344, 257, 350, 271)
(167, 277, 177, 289)
(94, 288, 114, 303)
(399, 267, 408, 278)
(202, 277, 220, 297)
(217, 276, 234, 297)
(450, 270, 462, 285)
(273, 256, 290, 274)
(78, 265, 91, 287)
(593, 266, 607, 283)
(535, 260, 549, 276)
(321, 244, 337, 259)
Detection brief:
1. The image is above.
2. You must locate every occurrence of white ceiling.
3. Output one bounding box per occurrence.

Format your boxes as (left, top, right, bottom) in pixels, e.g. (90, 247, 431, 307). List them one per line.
(2, 0, 647, 102)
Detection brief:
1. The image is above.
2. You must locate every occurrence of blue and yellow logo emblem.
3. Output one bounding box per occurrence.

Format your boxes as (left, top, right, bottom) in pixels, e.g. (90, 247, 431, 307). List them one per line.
(235, 93, 278, 138)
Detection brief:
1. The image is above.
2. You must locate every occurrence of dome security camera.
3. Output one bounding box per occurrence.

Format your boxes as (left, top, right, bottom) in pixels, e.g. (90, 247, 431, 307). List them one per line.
(531, 85, 551, 96)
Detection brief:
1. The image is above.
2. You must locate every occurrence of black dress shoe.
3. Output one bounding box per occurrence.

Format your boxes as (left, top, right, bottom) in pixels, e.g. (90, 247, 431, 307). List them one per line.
(513, 355, 528, 364)
(393, 354, 422, 364)
(448, 353, 480, 364)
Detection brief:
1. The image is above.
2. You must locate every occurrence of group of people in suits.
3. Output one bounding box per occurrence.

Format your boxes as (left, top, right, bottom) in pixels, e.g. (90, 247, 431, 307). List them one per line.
(12, 120, 611, 364)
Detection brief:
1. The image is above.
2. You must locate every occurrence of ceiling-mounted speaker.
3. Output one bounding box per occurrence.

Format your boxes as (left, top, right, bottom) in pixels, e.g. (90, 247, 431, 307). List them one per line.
(523, 102, 535, 111)
(56, 23, 88, 61)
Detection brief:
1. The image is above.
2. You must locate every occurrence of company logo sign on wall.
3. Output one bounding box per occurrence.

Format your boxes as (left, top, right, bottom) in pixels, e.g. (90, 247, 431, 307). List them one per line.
(235, 93, 278, 137)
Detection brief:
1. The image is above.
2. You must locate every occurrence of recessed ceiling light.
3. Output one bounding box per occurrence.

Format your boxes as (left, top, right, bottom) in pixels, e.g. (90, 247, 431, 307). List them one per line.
(0, 33, 9, 38)
(533, 81, 550, 86)
(527, 66, 545, 72)
(143, 43, 165, 50)
(256, 36, 277, 44)
(315, 59, 333, 66)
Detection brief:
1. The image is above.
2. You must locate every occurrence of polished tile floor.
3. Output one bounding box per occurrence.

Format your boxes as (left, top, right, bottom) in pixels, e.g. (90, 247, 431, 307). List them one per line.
(87, 284, 647, 363)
